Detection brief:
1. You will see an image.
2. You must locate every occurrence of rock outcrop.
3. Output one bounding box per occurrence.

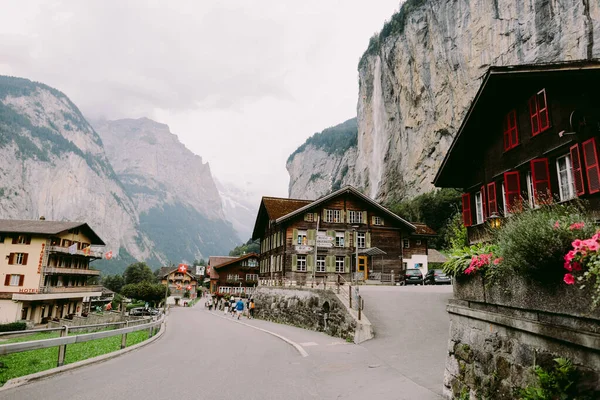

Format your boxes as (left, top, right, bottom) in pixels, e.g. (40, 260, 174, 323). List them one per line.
(289, 0, 600, 203)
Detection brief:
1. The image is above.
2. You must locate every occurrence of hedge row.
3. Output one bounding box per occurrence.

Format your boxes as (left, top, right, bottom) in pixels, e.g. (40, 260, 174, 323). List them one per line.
(0, 321, 26, 332)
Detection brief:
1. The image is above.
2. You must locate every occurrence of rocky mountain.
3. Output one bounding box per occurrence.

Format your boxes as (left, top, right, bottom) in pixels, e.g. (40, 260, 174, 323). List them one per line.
(0, 76, 155, 270)
(288, 0, 600, 203)
(287, 118, 358, 199)
(92, 118, 241, 265)
(215, 179, 260, 241)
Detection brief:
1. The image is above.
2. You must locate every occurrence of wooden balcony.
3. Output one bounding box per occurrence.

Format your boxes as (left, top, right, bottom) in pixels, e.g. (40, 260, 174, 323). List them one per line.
(41, 285, 104, 294)
(44, 267, 101, 276)
(47, 245, 103, 258)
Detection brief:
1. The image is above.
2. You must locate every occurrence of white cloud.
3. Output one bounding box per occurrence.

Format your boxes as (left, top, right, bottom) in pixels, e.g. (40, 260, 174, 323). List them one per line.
(0, 0, 401, 197)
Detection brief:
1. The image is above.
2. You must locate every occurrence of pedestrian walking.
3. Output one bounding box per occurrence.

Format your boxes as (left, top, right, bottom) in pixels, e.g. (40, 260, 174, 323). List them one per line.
(224, 298, 229, 315)
(230, 296, 236, 317)
(235, 297, 244, 320)
(208, 297, 213, 311)
(249, 298, 255, 319)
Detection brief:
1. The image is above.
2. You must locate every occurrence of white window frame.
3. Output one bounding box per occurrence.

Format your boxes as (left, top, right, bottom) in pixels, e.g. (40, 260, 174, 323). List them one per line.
(474, 191, 484, 225)
(325, 209, 334, 223)
(349, 210, 364, 224)
(9, 275, 20, 286)
(403, 239, 410, 248)
(526, 171, 535, 208)
(227, 274, 240, 281)
(297, 230, 307, 245)
(335, 232, 345, 247)
(335, 256, 345, 273)
(501, 182, 508, 215)
(333, 209, 341, 223)
(297, 255, 306, 272)
(16, 235, 27, 244)
(556, 154, 576, 202)
(305, 213, 314, 222)
(14, 253, 25, 265)
(316, 256, 326, 272)
(373, 216, 383, 226)
(246, 274, 258, 281)
(357, 233, 366, 249)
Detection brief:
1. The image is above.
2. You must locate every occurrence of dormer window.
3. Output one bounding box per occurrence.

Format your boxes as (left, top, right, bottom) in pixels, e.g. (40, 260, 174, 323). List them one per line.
(529, 89, 550, 136)
(503, 109, 519, 151)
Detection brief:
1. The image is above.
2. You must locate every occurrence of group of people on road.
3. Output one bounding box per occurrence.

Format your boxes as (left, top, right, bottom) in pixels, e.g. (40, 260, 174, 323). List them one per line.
(205, 295, 255, 319)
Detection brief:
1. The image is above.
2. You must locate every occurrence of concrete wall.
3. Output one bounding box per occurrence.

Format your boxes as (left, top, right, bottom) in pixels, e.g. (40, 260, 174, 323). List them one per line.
(48, 310, 147, 329)
(252, 287, 356, 342)
(444, 275, 600, 399)
(0, 299, 21, 323)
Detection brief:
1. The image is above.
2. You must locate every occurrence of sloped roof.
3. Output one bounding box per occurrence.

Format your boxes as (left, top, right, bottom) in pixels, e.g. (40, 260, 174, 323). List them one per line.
(0, 219, 105, 245)
(262, 197, 312, 220)
(411, 223, 437, 236)
(428, 249, 448, 264)
(209, 256, 237, 267)
(161, 268, 198, 281)
(214, 253, 259, 270)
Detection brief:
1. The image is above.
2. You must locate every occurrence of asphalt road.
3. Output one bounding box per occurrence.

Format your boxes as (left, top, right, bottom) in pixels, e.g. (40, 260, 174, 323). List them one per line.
(0, 286, 452, 400)
(359, 284, 454, 396)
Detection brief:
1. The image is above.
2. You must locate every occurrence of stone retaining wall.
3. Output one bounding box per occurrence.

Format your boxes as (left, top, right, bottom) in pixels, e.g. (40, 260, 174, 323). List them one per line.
(48, 311, 146, 330)
(444, 275, 600, 399)
(253, 287, 356, 342)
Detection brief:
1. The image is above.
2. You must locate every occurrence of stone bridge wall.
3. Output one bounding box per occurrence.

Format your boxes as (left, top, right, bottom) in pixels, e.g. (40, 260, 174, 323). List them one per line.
(253, 287, 356, 342)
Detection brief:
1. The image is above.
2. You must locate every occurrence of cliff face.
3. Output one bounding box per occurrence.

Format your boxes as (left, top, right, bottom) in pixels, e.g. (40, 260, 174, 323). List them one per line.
(93, 118, 241, 263)
(288, 0, 600, 202)
(0, 76, 153, 263)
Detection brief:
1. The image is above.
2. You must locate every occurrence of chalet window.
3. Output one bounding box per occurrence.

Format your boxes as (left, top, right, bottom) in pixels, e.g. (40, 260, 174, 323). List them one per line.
(5, 274, 24, 286)
(529, 89, 550, 136)
(556, 155, 576, 202)
(227, 274, 240, 281)
(461, 193, 472, 227)
(403, 239, 410, 248)
(416, 240, 422, 246)
(570, 144, 586, 196)
(582, 138, 600, 194)
(487, 182, 498, 215)
(246, 274, 258, 281)
(373, 216, 383, 226)
(297, 255, 307, 272)
(504, 171, 522, 213)
(349, 210, 363, 224)
(335, 232, 345, 247)
(297, 230, 307, 245)
(357, 233, 366, 248)
(13, 235, 31, 245)
(305, 213, 314, 222)
(8, 253, 28, 265)
(474, 191, 484, 225)
(316, 256, 326, 272)
(503, 109, 519, 151)
(325, 209, 334, 222)
(530, 158, 552, 205)
(335, 256, 345, 273)
(248, 258, 258, 267)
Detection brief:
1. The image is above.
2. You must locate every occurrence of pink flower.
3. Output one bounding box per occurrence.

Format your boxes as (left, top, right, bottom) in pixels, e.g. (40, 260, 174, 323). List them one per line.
(564, 250, 576, 263)
(563, 273, 575, 285)
(493, 257, 503, 265)
(464, 266, 475, 275)
(572, 262, 582, 272)
(592, 232, 600, 242)
(569, 222, 585, 230)
(587, 241, 600, 252)
(564, 261, 572, 271)
(572, 239, 583, 250)
(554, 221, 560, 229)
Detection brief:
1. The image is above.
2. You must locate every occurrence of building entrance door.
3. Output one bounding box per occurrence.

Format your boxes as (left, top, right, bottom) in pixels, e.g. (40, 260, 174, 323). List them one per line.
(357, 256, 368, 279)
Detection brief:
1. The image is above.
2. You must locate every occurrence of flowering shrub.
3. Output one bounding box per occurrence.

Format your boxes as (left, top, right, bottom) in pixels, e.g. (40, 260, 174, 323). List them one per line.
(495, 203, 596, 282)
(563, 231, 600, 308)
(443, 243, 498, 277)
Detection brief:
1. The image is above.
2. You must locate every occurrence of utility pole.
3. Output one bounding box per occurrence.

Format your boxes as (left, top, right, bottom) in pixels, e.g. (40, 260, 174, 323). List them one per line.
(163, 262, 171, 316)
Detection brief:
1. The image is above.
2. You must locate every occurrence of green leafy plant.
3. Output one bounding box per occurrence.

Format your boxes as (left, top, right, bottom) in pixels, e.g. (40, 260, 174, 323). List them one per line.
(0, 322, 26, 333)
(443, 243, 498, 277)
(519, 358, 581, 400)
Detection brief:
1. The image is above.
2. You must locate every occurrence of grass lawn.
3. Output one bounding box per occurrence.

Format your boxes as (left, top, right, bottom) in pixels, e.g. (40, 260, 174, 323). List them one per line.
(0, 330, 149, 385)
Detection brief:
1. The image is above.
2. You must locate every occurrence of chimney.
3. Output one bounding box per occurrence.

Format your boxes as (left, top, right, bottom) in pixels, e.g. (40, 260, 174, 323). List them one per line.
(39, 216, 46, 221)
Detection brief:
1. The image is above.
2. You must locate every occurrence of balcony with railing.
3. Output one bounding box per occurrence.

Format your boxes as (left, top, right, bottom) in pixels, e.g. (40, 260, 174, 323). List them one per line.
(41, 285, 104, 294)
(44, 267, 101, 276)
(47, 245, 103, 258)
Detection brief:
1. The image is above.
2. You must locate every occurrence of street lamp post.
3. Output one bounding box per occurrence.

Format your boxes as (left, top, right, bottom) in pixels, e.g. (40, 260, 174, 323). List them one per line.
(352, 225, 360, 286)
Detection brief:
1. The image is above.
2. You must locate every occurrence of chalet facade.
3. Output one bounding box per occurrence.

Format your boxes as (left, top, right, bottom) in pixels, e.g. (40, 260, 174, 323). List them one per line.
(160, 268, 198, 300)
(208, 253, 259, 295)
(402, 223, 437, 277)
(434, 61, 600, 243)
(251, 186, 422, 284)
(0, 219, 105, 324)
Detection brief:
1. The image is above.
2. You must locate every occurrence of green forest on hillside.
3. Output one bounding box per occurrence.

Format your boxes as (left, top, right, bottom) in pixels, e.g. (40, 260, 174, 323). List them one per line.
(288, 118, 357, 163)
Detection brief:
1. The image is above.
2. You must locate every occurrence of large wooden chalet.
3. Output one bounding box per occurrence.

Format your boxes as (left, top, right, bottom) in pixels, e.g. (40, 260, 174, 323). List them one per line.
(434, 61, 600, 243)
(251, 186, 429, 284)
(208, 253, 259, 295)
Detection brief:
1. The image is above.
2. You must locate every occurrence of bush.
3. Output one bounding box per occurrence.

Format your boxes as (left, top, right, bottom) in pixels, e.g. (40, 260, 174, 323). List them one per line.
(495, 203, 596, 283)
(0, 321, 26, 332)
(443, 243, 499, 277)
(519, 358, 592, 400)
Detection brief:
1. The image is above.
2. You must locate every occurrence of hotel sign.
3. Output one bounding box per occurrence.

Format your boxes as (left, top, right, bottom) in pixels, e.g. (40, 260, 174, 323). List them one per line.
(18, 288, 39, 293)
(294, 245, 313, 254)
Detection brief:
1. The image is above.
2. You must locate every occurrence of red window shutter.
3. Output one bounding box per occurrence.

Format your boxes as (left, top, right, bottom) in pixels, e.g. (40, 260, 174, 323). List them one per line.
(529, 96, 540, 136)
(487, 182, 497, 214)
(25, 236, 31, 245)
(461, 193, 472, 227)
(537, 89, 549, 132)
(22, 253, 28, 265)
(503, 110, 519, 151)
(4, 275, 10, 286)
(480, 186, 487, 220)
(530, 158, 552, 204)
(570, 144, 585, 196)
(582, 138, 600, 194)
(18, 275, 24, 286)
(8, 253, 14, 265)
(11, 237, 17, 245)
(504, 171, 522, 212)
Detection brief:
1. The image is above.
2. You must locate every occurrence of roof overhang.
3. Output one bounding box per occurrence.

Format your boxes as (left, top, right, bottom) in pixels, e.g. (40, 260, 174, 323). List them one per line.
(359, 247, 387, 256)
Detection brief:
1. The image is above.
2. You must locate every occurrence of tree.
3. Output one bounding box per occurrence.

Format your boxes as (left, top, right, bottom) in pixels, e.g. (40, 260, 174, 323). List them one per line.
(121, 282, 169, 306)
(193, 259, 207, 266)
(102, 274, 124, 293)
(123, 262, 156, 285)
(229, 238, 260, 256)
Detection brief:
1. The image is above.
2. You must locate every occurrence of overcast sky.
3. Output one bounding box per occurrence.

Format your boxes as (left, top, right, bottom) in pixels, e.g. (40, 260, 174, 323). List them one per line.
(0, 1, 401, 197)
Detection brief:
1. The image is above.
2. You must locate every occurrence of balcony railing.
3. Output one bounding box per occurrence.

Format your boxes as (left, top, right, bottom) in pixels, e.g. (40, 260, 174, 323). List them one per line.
(47, 245, 103, 258)
(41, 285, 104, 294)
(44, 267, 101, 276)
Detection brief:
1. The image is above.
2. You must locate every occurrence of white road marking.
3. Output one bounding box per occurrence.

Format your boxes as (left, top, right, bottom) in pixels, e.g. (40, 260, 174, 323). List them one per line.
(299, 342, 318, 346)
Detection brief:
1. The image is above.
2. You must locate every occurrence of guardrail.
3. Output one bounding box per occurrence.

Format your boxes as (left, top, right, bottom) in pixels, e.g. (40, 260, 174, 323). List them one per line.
(336, 274, 364, 320)
(0, 315, 164, 367)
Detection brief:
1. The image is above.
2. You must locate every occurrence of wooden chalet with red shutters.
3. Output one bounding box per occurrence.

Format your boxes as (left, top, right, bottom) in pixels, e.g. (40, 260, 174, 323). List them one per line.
(251, 186, 433, 285)
(208, 253, 259, 295)
(434, 61, 600, 244)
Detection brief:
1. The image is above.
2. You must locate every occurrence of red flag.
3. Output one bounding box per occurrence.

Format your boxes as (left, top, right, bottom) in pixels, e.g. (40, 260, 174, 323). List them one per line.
(178, 264, 188, 273)
(83, 246, 91, 256)
(105, 251, 113, 260)
(186, 285, 192, 290)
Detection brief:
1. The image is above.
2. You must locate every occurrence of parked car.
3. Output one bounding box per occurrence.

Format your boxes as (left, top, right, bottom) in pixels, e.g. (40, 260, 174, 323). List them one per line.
(424, 269, 452, 285)
(129, 307, 159, 316)
(404, 268, 424, 285)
